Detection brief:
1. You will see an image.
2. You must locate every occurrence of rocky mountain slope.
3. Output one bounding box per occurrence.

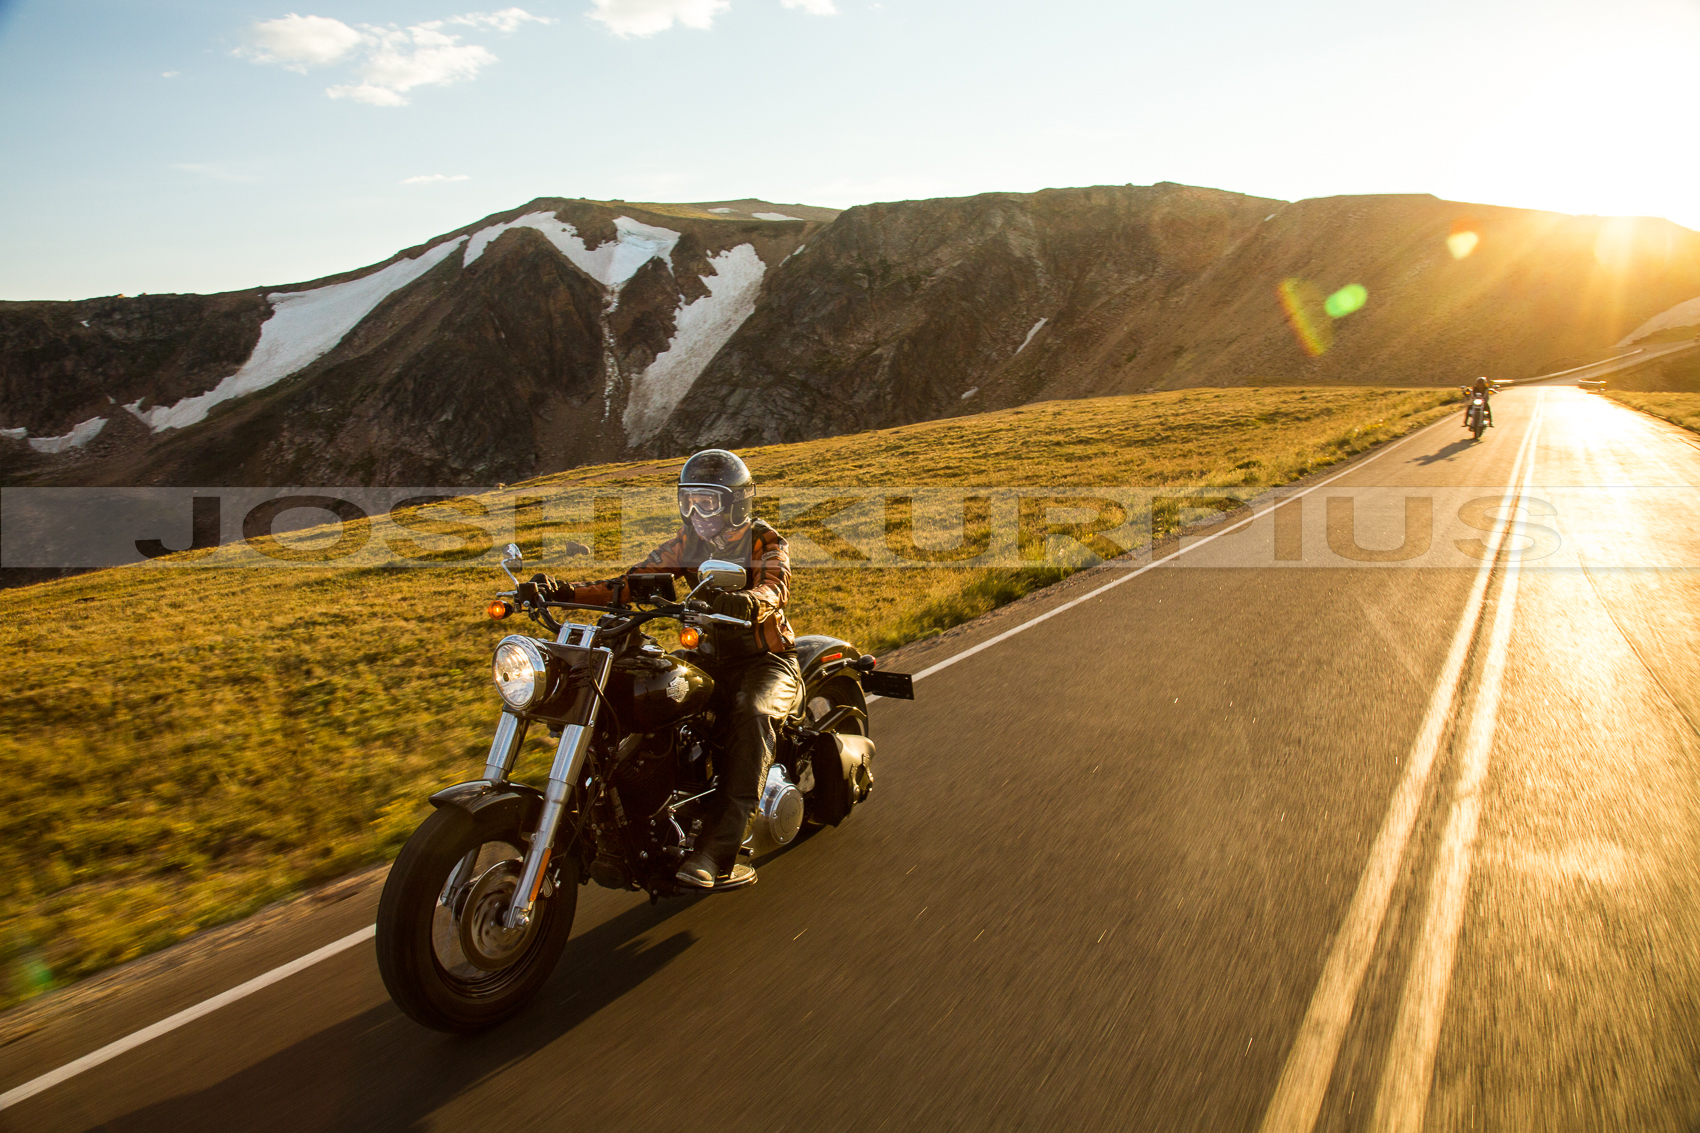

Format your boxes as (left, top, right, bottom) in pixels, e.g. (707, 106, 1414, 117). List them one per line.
(5, 185, 1700, 487)
(0, 198, 823, 486)
(653, 189, 1700, 452)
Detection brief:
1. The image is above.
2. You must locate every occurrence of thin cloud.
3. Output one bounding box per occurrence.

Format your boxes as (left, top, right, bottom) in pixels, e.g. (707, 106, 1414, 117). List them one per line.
(588, 0, 729, 37)
(780, 0, 836, 14)
(328, 24, 494, 104)
(449, 7, 553, 32)
(240, 14, 365, 71)
(401, 173, 471, 183)
(240, 9, 548, 106)
(162, 71, 180, 78)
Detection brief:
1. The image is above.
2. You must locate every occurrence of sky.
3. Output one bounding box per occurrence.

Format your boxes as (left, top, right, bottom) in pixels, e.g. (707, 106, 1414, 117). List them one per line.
(2, 0, 1698, 300)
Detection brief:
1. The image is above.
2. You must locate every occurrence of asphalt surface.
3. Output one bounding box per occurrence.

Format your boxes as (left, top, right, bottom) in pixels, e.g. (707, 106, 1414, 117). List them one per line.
(4, 383, 1700, 1132)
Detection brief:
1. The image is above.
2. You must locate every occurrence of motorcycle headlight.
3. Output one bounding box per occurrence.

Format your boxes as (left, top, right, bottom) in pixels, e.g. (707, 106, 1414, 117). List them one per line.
(492, 636, 550, 711)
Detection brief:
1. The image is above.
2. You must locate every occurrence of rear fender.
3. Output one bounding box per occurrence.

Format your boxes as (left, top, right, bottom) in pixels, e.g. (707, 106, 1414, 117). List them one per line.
(795, 634, 862, 695)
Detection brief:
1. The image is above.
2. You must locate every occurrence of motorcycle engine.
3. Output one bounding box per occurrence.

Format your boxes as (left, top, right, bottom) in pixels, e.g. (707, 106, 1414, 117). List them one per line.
(611, 733, 675, 819)
(755, 764, 805, 847)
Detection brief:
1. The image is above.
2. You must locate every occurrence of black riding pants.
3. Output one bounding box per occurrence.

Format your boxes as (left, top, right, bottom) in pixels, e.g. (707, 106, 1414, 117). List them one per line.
(696, 650, 803, 872)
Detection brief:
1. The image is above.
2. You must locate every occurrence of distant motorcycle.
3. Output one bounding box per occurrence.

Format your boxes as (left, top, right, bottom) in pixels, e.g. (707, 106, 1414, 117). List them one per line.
(375, 544, 913, 1032)
(1460, 387, 1489, 440)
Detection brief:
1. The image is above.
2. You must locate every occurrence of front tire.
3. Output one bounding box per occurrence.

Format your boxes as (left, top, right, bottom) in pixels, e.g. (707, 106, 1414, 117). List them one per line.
(376, 806, 577, 1032)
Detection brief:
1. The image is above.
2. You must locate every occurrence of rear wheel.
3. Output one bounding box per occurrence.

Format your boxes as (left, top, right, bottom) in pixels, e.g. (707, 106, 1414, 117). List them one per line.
(805, 673, 868, 738)
(802, 674, 869, 828)
(376, 807, 577, 1032)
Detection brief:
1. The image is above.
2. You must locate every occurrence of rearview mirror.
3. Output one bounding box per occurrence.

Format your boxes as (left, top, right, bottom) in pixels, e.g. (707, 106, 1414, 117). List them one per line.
(696, 559, 747, 591)
(502, 542, 523, 566)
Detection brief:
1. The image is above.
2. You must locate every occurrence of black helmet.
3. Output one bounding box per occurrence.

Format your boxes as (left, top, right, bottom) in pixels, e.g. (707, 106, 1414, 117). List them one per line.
(678, 449, 754, 527)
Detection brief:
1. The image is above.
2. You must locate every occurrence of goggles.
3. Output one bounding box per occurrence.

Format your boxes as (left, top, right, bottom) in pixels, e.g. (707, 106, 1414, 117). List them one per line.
(678, 487, 728, 519)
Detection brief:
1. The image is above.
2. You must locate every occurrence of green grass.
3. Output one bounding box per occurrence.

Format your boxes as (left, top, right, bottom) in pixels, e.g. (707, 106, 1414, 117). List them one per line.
(0, 386, 1457, 1007)
(1603, 390, 1700, 434)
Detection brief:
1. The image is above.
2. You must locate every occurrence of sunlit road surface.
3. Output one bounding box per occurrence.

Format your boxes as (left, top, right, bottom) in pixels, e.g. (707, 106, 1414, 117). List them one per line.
(4, 384, 1699, 1132)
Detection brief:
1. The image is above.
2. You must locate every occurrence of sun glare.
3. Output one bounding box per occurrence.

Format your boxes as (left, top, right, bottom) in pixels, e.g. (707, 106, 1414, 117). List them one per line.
(1593, 216, 1676, 272)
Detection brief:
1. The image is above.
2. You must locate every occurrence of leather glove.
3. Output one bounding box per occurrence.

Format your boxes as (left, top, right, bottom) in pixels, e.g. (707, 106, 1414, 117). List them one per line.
(527, 573, 572, 602)
(706, 589, 759, 621)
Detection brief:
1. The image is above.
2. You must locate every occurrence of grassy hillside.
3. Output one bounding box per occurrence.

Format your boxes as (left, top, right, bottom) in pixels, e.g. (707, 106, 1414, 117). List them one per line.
(0, 386, 1457, 1007)
(1603, 390, 1700, 433)
(1599, 346, 1700, 394)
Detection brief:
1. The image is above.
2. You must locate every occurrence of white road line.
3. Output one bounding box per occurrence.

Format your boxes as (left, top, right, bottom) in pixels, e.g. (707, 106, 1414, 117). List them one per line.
(1370, 398, 1545, 1133)
(0, 925, 374, 1112)
(0, 399, 1472, 1109)
(1257, 391, 1546, 1133)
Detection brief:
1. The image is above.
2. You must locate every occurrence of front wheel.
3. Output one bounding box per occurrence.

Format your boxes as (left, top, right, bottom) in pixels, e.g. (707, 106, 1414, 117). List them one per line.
(376, 806, 577, 1032)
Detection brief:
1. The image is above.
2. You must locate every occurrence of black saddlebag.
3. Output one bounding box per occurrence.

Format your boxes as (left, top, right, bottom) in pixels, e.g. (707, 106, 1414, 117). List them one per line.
(805, 731, 875, 826)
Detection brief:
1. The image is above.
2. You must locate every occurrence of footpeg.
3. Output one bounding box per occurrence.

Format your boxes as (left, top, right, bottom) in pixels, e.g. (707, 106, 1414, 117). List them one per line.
(710, 863, 757, 891)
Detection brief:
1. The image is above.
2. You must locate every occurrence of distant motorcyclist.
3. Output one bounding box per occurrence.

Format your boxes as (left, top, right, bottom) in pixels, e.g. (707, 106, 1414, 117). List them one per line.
(532, 449, 800, 889)
(1463, 376, 1494, 428)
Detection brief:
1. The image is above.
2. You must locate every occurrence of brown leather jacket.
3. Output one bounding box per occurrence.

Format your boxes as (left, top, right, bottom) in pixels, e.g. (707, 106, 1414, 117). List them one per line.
(571, 519, 795, 660)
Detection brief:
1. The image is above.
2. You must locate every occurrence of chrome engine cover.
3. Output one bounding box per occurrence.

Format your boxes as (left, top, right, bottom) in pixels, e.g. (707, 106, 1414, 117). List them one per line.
(755, 764, 805, 847)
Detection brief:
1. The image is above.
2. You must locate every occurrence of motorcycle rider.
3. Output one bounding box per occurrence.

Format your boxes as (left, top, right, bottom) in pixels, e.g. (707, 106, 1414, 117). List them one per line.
(532, 449, 801, 889)
(1464, 376, 1494, 428)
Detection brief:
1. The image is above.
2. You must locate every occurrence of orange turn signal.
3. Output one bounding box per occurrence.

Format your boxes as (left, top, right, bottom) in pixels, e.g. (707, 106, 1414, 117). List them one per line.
(487, 600, 512, 620)
(679, 627, 701, 648)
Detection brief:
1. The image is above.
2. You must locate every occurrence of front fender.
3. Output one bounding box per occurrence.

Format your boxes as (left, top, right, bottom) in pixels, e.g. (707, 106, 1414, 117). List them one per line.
(429, 780, 544, 832)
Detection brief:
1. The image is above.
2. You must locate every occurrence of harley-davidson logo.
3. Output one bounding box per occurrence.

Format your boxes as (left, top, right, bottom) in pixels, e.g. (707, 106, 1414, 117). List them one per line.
(666, 676, 689, 702)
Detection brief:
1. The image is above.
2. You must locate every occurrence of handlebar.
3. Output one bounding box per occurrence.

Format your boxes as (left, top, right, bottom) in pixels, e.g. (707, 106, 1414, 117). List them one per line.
(497, 589, 752, 639)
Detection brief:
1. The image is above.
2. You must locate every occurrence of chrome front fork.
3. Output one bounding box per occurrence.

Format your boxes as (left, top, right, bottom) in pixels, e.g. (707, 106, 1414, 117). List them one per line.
(504, 635, 610, 930)
(438, 710, 532, 909)
(481, 711, 527, 783)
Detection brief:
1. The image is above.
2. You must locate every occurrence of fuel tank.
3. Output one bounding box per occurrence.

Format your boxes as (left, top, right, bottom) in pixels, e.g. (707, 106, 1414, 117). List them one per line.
(608, 646, 715, 732)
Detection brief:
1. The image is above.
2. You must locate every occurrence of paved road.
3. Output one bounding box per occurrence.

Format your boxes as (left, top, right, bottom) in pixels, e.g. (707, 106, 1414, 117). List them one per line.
(4, 385, 1699, 1132)
(1518, 338, 1700, 387)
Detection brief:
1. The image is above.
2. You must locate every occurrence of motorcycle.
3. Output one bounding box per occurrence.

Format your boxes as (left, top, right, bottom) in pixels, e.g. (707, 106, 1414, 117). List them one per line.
(1461, 388, 1489, 440)
(375, 543, 913, 1032)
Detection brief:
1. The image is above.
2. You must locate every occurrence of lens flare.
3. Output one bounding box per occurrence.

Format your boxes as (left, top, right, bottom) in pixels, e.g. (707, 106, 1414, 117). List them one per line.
(1278, 278, 1331, 357)
(1447, 217, 1480, 260)
(1278, 278, 1332, 357)
(1324, 284, 1368, 318)
(1447, 231, 1479, 259)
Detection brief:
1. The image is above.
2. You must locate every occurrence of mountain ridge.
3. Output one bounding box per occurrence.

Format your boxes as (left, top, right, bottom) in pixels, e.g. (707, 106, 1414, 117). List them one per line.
(5, 184, 1699, 488)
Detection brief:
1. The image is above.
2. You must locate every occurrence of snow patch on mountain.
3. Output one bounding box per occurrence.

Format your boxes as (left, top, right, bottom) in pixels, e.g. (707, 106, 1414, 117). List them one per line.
(1619, 294, 1700, 346)
(1015, 317, 1047, 355)
(21, 415, 108, 453)
(623, 244, 765, 442)
(464, 212, 680, 292)
(753, 212, 803, 222)
(130, 237, 468, 432)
